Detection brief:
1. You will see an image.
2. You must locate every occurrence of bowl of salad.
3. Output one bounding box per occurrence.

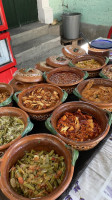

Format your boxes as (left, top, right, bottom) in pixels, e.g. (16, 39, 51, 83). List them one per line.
(0, 134, 79, 200)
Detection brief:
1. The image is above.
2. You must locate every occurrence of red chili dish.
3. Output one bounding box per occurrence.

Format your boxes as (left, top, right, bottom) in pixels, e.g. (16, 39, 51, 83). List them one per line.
(56, 109, 101, 142)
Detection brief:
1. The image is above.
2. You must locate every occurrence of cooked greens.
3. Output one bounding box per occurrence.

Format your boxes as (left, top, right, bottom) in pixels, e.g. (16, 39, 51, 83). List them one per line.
(0, 116, 24, 145)
(10, 149, 66, 198)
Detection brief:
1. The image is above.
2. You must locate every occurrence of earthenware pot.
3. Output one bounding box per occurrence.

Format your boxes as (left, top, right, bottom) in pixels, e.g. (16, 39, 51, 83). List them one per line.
(45, 101, 111, 151)
(43, 66, 88, 94)
(88, 45, 109, 57)
(99, 64, 112, 80)
(0, 83, 14, 107)
(70, 55, 108, 78)
(13, 84, 68, 121)
(9, 79, 38, 92)
(0, 107, 33, 152)
(0, 134, 79, 200)
(46, 55, 70, 68)
(73, 78, 112, 111)
(13, 68, 43, 83)
(62, 45, 86, 59)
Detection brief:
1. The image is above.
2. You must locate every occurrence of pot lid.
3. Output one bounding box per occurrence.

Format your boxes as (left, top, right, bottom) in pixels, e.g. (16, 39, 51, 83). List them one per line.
(9, 79, 37, 92)
(91, 39, 112, 49)
(13, 68, 43, 83)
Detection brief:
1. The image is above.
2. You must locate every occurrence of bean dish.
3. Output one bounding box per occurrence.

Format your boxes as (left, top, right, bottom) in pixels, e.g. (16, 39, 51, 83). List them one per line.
(49, 71, 80, 85)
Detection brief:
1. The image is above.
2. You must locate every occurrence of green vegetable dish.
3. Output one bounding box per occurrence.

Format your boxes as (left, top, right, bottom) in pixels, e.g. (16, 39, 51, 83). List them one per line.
(10, 150, 66, 198)
(0, 116, 24, 146)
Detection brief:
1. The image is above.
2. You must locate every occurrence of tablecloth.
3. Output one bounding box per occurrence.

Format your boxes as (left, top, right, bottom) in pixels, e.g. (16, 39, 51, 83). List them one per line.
(64, 134, 112, 200)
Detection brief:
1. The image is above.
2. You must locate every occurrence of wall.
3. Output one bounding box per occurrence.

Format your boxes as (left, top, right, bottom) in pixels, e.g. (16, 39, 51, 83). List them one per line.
(49, 0, 112, 39)
(49, 0, 112, 26)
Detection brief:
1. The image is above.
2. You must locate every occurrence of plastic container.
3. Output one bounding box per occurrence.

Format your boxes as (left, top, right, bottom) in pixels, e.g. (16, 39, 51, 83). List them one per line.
(62, 13, 81, 40)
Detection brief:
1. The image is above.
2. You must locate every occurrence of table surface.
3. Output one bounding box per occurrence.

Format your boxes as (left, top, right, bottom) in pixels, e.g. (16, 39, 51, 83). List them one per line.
(0, 79, 112, 200)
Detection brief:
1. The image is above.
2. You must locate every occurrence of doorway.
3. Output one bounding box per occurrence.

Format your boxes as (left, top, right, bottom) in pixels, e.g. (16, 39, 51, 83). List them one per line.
(2, 0, 38, 28)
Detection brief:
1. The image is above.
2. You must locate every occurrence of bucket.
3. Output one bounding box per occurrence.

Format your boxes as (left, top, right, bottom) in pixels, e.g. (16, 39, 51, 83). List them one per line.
(62, 13, 81, 40)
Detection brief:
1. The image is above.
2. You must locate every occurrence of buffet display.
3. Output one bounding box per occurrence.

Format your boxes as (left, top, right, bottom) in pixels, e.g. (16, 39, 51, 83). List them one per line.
(0, 42, 112, 200)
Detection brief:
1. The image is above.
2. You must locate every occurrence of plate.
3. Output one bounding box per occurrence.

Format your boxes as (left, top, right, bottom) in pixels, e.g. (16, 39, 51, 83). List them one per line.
(91, 39, 112, 49)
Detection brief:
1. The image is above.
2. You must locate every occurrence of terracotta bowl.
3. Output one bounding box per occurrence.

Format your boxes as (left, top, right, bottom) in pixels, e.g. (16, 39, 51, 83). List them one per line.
(0, 83, 14, 107)
(13, 84, 68, 121)
(13, 68, 43, 83)
(0, 107, 33, 152)
(62, 45, 86, 59)
(73, 78, 112, 112)
(45, 101, 111, 151)
(88, 45, 110, 57)
(99, 64, 112, 80)
(71, 55, 108, 78)
(46, 55, 70, 68)
(0, 134, 79, 200)
(9, 79, 38, 92)
(35, 61, 54, 72)
(43, 66, 88, 94)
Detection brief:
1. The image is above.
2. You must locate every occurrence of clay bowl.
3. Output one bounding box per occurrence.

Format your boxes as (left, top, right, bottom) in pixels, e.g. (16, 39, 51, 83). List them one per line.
(62, 45, 86, 59)
(45, 101, 111, 151)
(88, 45, 110, 57)
(35, 61, 54, 72)
(0, 83, 14, 107)
(13, 68, 43, 83)
(0, 134, 79, 200)
(99, 64, 112, 80)
(46, 55, 70, 68)
(43, 66, 88, 94)
(9, 78, 38, 92)
(71, 55, 108, 78)
(0, 107, 33, 152)
(13, 83, 68, 121)
(73, 78, 112, 112)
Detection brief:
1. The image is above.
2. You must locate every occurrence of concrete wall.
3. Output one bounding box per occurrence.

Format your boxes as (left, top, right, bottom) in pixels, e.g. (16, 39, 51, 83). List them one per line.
(49, 0, 112, 26)
(49, 0, 112, 40)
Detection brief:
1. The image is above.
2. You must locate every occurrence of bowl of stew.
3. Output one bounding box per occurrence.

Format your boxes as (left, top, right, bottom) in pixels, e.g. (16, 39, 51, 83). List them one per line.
(0, 83, 14, 107)
(73, 78, 112, 112)
(99, 64, 112, 80)
(45, 101, 111, 151)
(43, 66, 88, 94)
(0, 107, 33, 152)
(70, 55, 108, 78)
(13, 84, 68, 121)
(0, 134, 79, 200)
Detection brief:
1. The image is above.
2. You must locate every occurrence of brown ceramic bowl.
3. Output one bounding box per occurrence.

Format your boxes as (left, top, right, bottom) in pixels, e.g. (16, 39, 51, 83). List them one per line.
(62, 45, 86, 59)
(0, 107, 33, 152)
(13, 68, 43, 83)
(0, 134, 79, 200)
(13, 84, 68, 121)
(0, 83, 14, 107)
(45, 101, 111, 151)
(9, 78, 38, 92)
(35, 61, 54, 72)
(43, 66, 88, 94)
(88, 45, 109, 57)
(73, 78, 112, 112)
(46, 55, 70, 68)
(71, 55, 107, 78)
(99, 64, 112, 80)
